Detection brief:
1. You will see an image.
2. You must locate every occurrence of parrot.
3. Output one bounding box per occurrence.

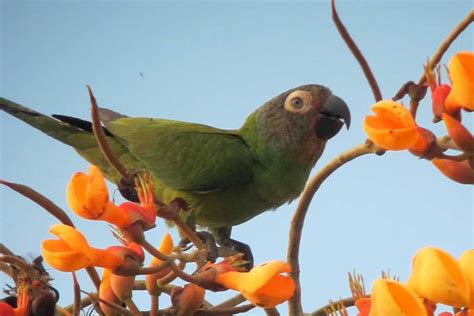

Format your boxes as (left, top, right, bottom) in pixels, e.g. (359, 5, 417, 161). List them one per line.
(0, 84, 350, 263)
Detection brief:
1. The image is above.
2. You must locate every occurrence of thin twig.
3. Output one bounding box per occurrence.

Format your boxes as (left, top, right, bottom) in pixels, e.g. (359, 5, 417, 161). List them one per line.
(142, 240, 212, 289)
(331, 0, 382, 102)
(210, 294, 246, 309)
(81, 290, 134, 316)
(174, 217, 207, 250)
(196, 304, 255, 315)
(264, 307, 280, 315)
(64, 295, 93, 312)
(0, 255, 37, 280)
(0, 180, 102, 291)
(72, 272, 80, 316)
(287, 143, 375, 315)
(310, 297, 356, 316)
(439, 152, 469, 162)
(88, 86, 130, 182)
(0, 244, 15, 256)
(124, 298, 142, 316)
(157, 261, 186, 288)
(0, 180, 74, 226)
(410, 10, 474, 117)
(417, 10, 473, 86)
(437, 135, 461, 151)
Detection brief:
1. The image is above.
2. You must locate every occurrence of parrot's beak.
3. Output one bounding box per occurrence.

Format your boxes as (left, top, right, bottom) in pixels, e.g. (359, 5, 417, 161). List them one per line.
(314, 94, 351, 140)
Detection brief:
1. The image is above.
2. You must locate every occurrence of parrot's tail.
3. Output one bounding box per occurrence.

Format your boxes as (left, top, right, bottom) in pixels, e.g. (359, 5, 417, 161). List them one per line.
(0, 97, 93, 150)
(0, 97, 143, 183)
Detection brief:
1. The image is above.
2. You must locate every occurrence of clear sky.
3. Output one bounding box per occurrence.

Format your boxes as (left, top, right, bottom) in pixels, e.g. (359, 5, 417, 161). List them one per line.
(1, 0, 472, 314)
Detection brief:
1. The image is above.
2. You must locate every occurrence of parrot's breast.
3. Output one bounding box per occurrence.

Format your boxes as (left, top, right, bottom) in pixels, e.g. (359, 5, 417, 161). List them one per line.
(153, 156, 315, 227)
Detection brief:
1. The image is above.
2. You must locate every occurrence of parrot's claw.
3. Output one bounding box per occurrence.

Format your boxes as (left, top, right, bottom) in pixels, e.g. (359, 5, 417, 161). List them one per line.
(117, 178, 140, 202)
(179, 231, 218, 263)
(218, 238, 254, 270)
(178, 231, 218, 263)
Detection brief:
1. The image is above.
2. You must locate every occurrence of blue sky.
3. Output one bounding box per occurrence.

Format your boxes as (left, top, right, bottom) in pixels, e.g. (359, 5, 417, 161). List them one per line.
(1, 1, 472, 314)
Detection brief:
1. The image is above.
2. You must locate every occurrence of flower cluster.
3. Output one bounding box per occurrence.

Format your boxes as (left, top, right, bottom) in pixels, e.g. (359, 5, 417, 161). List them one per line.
(352, 247, 474, 316)
(363, 52, 473, 185)
(37, 166, 295, 314)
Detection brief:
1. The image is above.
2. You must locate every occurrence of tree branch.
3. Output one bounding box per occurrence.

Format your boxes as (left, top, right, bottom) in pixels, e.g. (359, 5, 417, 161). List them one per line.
(287, 143, 376, 315)
(88, 86, 131, 182)
(0, 181, 102, 291)
(410, 10, 473, 117)
(331, 0, 382, 102)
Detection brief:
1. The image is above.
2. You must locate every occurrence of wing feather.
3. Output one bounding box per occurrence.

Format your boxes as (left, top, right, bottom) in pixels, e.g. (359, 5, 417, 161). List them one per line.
(106, 118, 254, 191)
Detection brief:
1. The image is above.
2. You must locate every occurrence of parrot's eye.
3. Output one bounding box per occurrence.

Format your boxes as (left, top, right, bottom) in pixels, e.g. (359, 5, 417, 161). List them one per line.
(284, 90, 313, 113)
(291, 98, 304, 109)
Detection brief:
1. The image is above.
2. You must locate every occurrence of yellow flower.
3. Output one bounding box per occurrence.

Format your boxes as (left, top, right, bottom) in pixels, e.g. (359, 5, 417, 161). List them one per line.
(214, 261, 295, 308)
(67, 166, 131, 227)
(363, 101, 421, 150)
(445, 51, 474, 112)
(145, 233, 174, 296)
(369, 279, 426, 316)
(407, 247, 470, 307)
(41, 224, 124, 272)
(459, 250, 474, 308)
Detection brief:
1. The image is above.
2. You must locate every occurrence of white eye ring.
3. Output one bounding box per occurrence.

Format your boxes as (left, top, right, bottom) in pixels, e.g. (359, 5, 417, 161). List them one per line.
(284, 90, 313, 113)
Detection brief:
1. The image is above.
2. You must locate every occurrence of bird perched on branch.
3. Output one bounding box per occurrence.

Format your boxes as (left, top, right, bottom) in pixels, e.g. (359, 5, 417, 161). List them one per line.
(0, 84, 350, 264)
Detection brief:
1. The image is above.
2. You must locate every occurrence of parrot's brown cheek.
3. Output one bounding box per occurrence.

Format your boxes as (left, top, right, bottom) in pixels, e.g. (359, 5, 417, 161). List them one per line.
(314, 113, 344, 140)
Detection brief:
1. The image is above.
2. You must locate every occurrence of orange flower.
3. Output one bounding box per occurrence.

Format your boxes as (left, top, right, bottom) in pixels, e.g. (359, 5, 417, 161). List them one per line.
(145, 233, 174, 296)
(355, 297, 371, 316)
(407, 247, 470, 307)
(445, 51, 474, 112)
(172, 284, 206, 316)
(363, 101, 422, 150)
(369, 279, 426, 316)
(99, 269, 121, 316)
(0, 302, 15, 316)
(41, 224, 124, 272)
(109, 273, 136, 301)
(442, 113, 474, 153)
(67, 166, 131, 227)
(214, 261, 295, 308)
(431, 84, 451, 121)
(459, 250, 474, 308)
(432, 158, 474, 185)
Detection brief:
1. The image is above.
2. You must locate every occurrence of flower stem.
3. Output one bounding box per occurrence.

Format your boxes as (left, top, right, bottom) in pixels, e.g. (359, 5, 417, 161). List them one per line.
(150, 295, 159, 316)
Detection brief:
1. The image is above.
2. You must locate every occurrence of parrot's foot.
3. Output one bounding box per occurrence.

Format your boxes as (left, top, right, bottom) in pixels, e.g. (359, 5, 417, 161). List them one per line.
(118, 178, 139, 202)
(218, 238, 254, 270)
(179, 231, 218, 263)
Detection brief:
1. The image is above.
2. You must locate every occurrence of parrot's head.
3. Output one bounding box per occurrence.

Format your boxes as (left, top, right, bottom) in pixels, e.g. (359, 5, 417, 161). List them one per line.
(246, 84, 351, 163)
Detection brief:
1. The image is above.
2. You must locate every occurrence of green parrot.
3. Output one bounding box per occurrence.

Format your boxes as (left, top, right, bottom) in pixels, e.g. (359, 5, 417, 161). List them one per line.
(0, 84, 350, 261)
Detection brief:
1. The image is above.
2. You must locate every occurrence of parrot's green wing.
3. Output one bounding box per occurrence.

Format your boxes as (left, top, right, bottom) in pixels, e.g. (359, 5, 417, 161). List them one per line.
(106, 118, 255, 192)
